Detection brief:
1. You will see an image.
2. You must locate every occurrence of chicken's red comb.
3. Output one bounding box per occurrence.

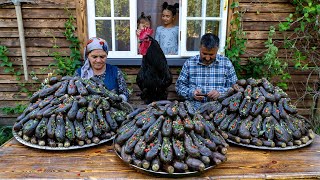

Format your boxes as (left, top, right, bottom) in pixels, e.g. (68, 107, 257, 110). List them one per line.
(139, 27, 154, 40)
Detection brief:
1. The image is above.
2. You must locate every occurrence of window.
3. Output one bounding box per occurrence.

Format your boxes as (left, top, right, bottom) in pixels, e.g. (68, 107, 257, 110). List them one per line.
(87, 0, 228, 60)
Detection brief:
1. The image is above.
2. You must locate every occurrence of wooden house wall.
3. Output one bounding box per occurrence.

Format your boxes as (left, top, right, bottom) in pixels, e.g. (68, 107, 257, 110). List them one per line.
(234, 0, 319, 117)
(0, 0, 317, 125)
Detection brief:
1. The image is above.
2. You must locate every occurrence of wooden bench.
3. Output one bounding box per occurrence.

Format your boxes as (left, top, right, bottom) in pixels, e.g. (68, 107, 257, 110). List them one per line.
(0, 135, 319, 179)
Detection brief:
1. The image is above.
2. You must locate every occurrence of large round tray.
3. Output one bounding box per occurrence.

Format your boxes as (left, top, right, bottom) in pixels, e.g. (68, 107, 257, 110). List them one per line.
(13, 130, 115, 150)
(113, 139, 215, 178)
(226, 138, 314, 150)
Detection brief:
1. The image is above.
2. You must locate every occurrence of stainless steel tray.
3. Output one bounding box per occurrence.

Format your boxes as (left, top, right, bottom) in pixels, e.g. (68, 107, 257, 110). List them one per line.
(113, 139, 216, 177)
(13, 130, 114, 150)
(226, 138, 314, 150)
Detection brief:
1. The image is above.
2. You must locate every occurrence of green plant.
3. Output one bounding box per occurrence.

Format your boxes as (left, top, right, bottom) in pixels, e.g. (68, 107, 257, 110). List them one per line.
(245, 27, 291, 89)
(49, 11, 81, 76)
(225, 2, 247, 78)
(0, 104, 27, 115)
(0, 46, 14, 73)
(0, 126, 13, 146)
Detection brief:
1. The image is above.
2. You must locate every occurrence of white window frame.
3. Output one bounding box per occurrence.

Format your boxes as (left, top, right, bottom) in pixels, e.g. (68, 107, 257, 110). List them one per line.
(87, 0, 228, 59)
(180, 0, 228, 57)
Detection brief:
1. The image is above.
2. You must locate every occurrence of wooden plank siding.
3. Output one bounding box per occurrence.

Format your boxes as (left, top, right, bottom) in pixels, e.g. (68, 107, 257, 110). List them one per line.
(0, 0, 317, 125)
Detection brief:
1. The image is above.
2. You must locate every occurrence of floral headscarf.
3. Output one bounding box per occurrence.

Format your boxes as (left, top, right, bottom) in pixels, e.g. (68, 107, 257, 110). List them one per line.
(81, 37, 109, 79)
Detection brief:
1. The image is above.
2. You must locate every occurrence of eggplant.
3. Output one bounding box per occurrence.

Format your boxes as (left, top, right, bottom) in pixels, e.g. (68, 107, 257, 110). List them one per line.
(213, 107, 228, 126)
(162, 116, 172, 137)
(262, 117, 274, 140)
(238, 115, 253, 139)
(227, 116, 241, 135)
(145, 132, 162, 161)
(55, 114, 66, 142)
(65, 117, 75, 141)
(261, 102, 272, 118)
(124, 128, 143, 154)
(47, 114, 56, 139)
(172, 137, 185, 160)
(35, 117, 49, 139)
(250, 96, 266, 116)
(250, 115, 263, 138)
(217, 87, 234, 102)
(259, 86, 275, 102)
(145, 115, 164, 143)
(283, 98, 297, 114)
(74, 120, 86, 141)
(261, 78, 274, 93)
(243, 85, 252, 98)
(23, 119, 39, 137)
(54, 80, 68, 97)
(190, 131, 212, 157)
(184, 134, 200, 158)
(185, 157, 205, 172)
(239, 97, 253, 118)
(251, 87, 262, 100)
(160, 137, 173, 163)
(134, 136, 146, 159)
(183, 115, 194, 131)
(172, 115, 185, 138)
(178, 102, 188, 118)
(116, 125, 138, 145)
(219, 113, 237, 131)
(228, 92, 243, 112)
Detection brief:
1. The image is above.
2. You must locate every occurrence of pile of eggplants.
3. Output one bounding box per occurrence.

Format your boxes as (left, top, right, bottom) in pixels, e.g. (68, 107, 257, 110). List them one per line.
(199, 78, 315, 149)
(13, 76, 130, 148)
(114, 100, 228, 174)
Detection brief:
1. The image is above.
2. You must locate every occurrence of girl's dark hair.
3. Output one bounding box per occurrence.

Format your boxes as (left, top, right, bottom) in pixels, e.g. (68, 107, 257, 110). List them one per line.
(137, 12, 152, 25)
(200, 33, 220, 49)
(162, 2, 179, 16)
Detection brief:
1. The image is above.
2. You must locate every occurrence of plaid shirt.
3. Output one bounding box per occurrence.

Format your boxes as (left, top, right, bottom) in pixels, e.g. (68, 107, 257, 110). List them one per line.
(175, 54, 238, 109)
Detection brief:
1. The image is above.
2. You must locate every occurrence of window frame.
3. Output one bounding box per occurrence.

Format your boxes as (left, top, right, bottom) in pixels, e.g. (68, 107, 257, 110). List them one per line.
(87, 0, 229, 62)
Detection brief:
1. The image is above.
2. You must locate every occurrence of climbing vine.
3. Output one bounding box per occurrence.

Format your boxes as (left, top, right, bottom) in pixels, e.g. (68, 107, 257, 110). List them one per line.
(49, 11, 82, 76)
(225, 1, 290, 89)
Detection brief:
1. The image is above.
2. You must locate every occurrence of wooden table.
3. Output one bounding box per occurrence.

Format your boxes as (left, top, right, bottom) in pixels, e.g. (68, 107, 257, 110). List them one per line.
(0, 136, 319, 179)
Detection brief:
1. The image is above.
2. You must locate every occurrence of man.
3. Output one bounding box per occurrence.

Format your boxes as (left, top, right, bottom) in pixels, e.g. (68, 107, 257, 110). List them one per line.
(175, 33, 238, 109)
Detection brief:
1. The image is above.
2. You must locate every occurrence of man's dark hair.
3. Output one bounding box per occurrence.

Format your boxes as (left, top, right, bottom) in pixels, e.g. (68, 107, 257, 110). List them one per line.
(200, 33, 219, 49)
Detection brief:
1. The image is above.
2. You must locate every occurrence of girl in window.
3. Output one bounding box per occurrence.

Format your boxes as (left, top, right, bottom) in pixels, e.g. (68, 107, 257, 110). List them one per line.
(136, 12, 152, 37)
(155, 2, 179, 55)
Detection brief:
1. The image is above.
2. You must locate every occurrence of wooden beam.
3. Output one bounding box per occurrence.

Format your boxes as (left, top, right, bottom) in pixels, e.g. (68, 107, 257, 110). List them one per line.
(75, 0, 87, 60)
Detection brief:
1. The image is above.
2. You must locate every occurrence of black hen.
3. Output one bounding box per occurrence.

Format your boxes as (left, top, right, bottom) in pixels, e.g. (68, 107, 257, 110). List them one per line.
(136, 28, 172, 104)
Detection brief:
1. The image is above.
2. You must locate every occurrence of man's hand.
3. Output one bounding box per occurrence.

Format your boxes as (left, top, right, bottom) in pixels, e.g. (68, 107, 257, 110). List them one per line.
(193, 89, 205, 101)
(207, 90, 220, 100)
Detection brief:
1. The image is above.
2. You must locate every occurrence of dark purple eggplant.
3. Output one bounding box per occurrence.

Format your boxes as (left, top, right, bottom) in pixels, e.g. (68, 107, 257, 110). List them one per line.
(124, 128, 143, 154)
(259, 86, 275, 102)
(145, 115, 163, 143)
(239, 97, 253, 118)
(172, 137, 185, 160)
(162, 116, 172, 137)
(238, 115, 253, 139)
(184, 133, 200, 158)
(172, 115, 185, 138)
(250, 96, 266, 116)
(250, 115, 263, 138)
(160, 137, 173, 163)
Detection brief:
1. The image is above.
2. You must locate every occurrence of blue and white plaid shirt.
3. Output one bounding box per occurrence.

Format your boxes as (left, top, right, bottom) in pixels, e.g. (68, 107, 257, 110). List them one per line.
(176, 54, 238, 109)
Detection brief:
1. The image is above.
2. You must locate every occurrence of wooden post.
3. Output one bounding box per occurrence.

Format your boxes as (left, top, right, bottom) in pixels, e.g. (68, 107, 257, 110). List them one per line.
(75, 0, 87, 60)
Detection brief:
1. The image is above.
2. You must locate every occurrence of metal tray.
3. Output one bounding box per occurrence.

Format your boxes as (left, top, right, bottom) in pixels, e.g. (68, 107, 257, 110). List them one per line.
(113, 140, 215, 177)
(226, 138, 314, 150)
(13, 130, 115, 150)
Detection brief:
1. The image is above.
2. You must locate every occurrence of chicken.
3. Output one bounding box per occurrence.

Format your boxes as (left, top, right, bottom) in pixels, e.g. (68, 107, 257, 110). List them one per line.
(136, 28, 173, 104)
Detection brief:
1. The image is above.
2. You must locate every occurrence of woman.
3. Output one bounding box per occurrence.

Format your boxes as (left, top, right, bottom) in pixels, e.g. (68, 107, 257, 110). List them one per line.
(75, 37, 129, 101)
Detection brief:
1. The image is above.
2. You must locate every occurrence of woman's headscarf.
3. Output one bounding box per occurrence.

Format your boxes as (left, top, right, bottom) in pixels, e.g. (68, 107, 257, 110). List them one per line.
(81, 37, 109, 79)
